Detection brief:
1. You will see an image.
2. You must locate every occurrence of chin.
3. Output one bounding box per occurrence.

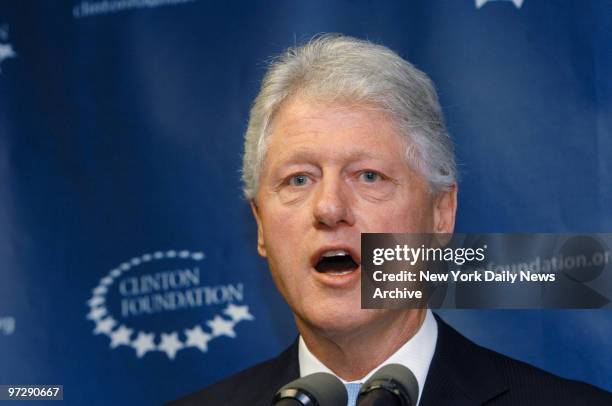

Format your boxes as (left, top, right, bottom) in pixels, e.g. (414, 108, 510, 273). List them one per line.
(299, 305, 383, 338)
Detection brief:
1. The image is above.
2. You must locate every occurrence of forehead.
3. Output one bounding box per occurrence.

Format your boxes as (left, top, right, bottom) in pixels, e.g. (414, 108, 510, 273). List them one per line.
(265, 96, 406, 164)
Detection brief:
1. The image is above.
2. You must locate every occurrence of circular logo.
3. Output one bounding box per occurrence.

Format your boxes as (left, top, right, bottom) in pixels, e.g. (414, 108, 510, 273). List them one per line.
(86, 249, 254, 359)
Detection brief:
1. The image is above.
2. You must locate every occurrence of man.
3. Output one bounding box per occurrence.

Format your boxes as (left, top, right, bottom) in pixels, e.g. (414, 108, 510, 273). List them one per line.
(168, 35, 611, 405)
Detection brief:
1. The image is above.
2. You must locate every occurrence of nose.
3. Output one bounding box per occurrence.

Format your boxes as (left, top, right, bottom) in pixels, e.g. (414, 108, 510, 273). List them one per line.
(312, 174, 355, 228)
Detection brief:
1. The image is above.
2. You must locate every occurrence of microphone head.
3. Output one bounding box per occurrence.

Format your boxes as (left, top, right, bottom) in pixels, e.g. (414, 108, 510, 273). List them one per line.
(358, 364, 419, 406)
(273, 372, 348, 406)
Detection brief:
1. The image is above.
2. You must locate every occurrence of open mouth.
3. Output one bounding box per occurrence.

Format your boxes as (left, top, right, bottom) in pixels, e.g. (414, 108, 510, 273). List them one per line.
(314, 250, 359, 275)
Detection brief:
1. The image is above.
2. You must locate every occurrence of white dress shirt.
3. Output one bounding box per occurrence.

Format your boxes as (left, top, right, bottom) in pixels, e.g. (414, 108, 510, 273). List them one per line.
(298, 309, 438, 405)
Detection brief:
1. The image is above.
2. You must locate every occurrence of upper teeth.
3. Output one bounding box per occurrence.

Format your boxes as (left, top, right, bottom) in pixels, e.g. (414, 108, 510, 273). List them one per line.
(322, 250, 349, 257)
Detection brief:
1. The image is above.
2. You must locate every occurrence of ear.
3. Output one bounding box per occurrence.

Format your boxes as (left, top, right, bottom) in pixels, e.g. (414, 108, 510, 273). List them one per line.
(250, 200, 267, 257)
(433, 183, 457, 234)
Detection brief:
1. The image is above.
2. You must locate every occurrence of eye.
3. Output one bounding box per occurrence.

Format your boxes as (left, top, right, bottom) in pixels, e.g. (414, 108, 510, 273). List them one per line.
(288, 174, 310, 186)
(359, 171, 381, 183)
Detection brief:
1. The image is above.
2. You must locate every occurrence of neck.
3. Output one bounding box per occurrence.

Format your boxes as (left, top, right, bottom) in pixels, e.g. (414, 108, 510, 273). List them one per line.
(297, 309, 426, 381)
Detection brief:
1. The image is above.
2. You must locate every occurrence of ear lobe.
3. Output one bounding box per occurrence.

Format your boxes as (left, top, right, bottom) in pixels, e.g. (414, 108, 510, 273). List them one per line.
(433, 184, 457, 234)
(250, 200, 267, 257)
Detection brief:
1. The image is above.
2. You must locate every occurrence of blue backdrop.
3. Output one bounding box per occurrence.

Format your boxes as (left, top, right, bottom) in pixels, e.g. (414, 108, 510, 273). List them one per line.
(0, 1, 610, 405)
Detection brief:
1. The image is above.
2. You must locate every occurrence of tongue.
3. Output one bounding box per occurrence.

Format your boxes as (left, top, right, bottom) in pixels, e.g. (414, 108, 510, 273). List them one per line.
(315, 255, 358, 273)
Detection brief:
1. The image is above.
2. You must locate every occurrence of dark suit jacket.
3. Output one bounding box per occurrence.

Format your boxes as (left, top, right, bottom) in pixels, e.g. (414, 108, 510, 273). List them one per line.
(166, 316, 612, 405)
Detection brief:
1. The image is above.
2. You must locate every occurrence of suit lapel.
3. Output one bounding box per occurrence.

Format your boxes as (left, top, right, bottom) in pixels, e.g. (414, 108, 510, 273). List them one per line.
(254, 337, 301, 406)
(419, 315, 508, 406)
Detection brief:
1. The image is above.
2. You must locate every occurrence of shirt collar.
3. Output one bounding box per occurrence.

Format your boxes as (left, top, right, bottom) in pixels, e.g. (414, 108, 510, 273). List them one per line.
(298, 309, 438, 405)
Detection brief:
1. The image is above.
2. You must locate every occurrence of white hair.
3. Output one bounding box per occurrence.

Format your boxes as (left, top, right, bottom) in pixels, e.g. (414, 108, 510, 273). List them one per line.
(242, 34, 456, 199)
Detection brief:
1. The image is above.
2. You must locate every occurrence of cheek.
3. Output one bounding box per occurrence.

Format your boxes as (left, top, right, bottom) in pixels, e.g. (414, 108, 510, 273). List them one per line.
(263, 207, 305, 251)
(265, 242, 299, 304)
(359, 194, 435, 232)
(261, 207, 308, 276)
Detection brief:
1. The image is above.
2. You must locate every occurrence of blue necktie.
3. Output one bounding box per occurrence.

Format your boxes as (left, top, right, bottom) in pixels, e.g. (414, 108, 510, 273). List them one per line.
(345, 382, 362, 406)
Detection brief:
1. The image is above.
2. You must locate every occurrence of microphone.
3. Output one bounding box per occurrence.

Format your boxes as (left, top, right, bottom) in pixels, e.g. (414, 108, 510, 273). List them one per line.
(356, 364, 419, 406)
(272, 372, 348, 406)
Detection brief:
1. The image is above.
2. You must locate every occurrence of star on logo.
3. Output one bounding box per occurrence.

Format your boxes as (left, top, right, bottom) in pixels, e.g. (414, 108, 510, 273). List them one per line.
(207, 316, 236, 338)
(159, 332, 184, 360)
(224, 304, 255, 323)
(476, 0, 524, 8)
(94, 317, 116, 335)
(109, 325, 133, 348)
(86, 306, 107, 321)
(132, 332, 156, 358)
(0, 43, 15, 73)
(184, 325, 212, 352)
(100, 276, 113, 286)
(87, 296, 105, 307)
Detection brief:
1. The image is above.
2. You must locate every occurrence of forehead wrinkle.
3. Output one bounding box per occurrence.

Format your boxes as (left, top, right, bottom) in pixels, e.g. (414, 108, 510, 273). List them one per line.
(275, 147, 390, 168)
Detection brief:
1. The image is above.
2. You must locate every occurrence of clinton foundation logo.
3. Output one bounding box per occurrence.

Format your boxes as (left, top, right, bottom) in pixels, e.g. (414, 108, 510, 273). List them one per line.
(86, 249, 254, 360)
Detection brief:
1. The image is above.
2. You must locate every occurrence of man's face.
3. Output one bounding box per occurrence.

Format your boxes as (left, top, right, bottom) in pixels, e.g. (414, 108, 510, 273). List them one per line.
(252, 96, 456, 337)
